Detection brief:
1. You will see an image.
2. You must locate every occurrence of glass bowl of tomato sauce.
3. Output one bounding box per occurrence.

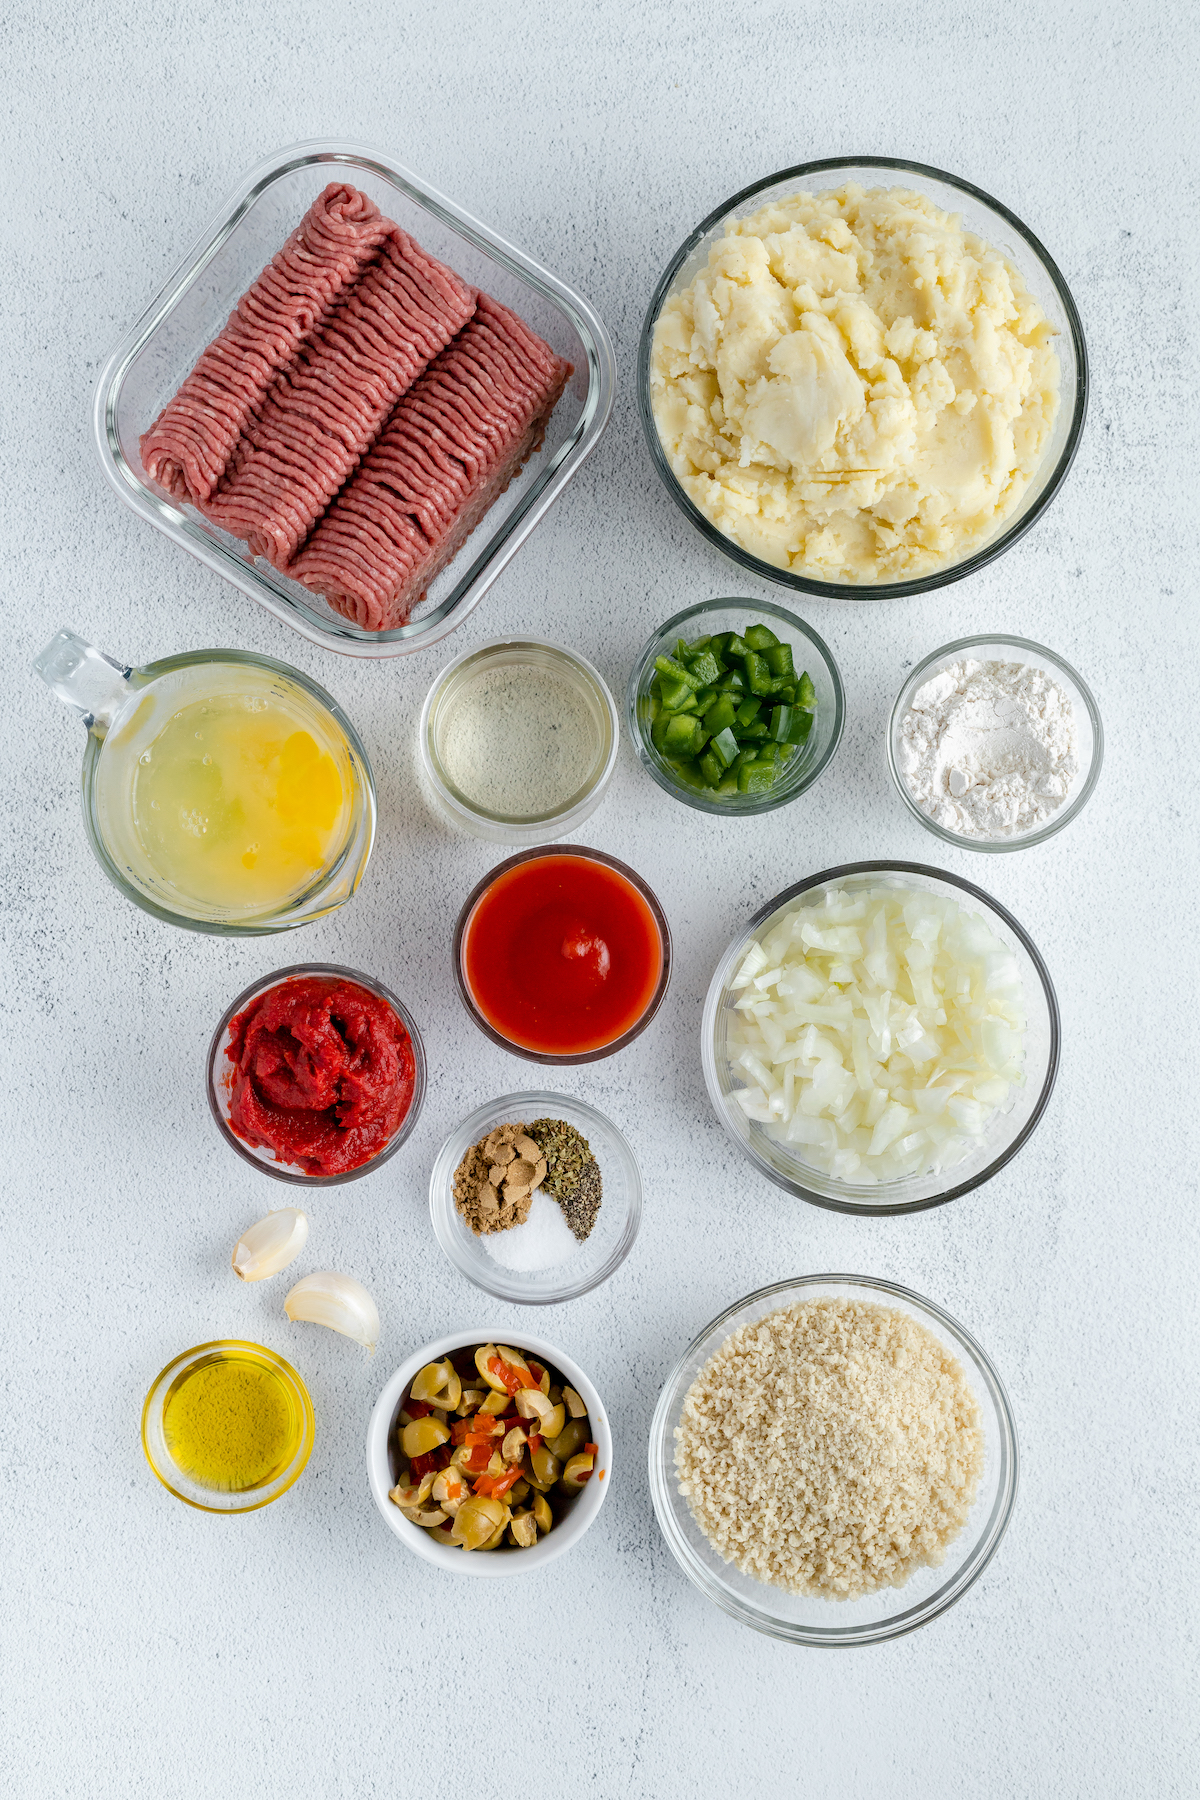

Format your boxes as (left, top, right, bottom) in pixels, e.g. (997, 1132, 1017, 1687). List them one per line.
(453, 847, 672, 1064)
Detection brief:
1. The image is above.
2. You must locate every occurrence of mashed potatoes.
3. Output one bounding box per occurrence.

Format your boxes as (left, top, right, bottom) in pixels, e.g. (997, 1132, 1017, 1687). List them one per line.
(650, 185, 1060, 584)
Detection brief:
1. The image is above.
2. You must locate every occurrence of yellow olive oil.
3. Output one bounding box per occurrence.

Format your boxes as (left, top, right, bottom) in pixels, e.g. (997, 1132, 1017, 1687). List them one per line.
(162, 1350, 301, 1493)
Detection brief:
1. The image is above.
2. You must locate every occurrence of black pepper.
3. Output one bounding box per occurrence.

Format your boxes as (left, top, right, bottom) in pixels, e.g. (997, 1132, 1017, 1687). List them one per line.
(527, 1118, 603, 1243)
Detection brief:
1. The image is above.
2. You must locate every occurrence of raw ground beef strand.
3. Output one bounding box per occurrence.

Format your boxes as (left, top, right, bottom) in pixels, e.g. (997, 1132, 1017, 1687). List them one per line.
(138, 184, 389, 505)
(202, 228, 475, 567)
(291, 292, 572, 628)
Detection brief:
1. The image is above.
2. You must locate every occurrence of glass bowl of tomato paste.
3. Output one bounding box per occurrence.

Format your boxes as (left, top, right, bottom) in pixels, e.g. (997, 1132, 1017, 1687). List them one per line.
(207, 963, 427, 1185)
(453, 847, 672, 1064)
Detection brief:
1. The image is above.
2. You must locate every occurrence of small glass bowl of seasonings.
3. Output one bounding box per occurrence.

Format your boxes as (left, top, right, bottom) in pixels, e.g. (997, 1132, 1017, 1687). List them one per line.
(419, 638, 620, 845)
(887, 634, 1103, 852)
(428, 1091, 641, 1303)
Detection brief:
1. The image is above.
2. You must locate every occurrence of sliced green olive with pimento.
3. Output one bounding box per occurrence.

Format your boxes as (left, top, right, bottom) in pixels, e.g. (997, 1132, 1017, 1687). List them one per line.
(389, 1343, 598, 1552)
(646, 621, 816, 799)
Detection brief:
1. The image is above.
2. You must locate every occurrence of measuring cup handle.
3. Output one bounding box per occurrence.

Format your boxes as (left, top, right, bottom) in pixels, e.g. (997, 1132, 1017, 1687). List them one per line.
(33, 630, 132, 731)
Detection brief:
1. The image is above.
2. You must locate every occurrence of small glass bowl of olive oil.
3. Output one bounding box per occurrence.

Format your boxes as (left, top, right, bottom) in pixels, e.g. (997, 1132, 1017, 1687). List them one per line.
(142, 1341, 315, 1513)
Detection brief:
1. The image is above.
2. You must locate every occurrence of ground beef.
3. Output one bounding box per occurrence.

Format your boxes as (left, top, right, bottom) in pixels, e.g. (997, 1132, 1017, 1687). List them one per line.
(202, 228, 474, 567)
(291, 293, 571, 628)
(139, 183, 389, 505)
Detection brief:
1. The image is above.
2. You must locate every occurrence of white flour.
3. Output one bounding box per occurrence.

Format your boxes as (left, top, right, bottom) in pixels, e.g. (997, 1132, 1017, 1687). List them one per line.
(898, 658, 1079, 838)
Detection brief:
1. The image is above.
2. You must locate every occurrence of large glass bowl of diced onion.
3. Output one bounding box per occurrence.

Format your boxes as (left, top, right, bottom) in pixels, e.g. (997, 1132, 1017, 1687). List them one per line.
(701, 861, 1060, 1215)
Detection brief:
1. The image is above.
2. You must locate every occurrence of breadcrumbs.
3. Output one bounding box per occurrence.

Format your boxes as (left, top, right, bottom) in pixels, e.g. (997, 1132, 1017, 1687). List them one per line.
(674, 1298, 984, 1599)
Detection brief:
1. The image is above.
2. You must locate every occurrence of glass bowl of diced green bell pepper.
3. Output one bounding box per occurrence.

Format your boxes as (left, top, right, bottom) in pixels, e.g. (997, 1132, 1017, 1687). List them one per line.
(626, 598, 844, 813)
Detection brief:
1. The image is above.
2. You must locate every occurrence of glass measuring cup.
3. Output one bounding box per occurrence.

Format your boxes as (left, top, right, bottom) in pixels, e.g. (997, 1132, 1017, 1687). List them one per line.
(35, 630, 376, 935)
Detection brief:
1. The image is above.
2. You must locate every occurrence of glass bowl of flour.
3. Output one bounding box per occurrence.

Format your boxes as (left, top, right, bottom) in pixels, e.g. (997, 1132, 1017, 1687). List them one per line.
(887, 635, 1103, 852)
(420, 638, 620, 845)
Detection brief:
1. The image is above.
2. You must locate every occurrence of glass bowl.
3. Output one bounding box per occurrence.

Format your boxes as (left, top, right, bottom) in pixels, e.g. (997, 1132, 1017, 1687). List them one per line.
(887, 634, 1103, 851)
(94, 139, 615, 659)
(207, 963, 427, 1186)
(429, 1091, 641, 1303)
(367, 1329, 612, 1577)
(34, 633, 376, 938)
(702, 861, 1059, 1215)
(638, 156, 1088, 599)
(142, 1340, 315, 1514)
(648, 1275, 1018, 1645)
(453, 846, 672, 1064)
(626, 596, 844, 815)
(419, 637, 619, 845)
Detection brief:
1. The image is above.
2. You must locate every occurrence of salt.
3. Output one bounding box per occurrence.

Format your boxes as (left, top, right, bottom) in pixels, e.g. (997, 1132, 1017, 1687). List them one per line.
(480, 1189, 581, 1272)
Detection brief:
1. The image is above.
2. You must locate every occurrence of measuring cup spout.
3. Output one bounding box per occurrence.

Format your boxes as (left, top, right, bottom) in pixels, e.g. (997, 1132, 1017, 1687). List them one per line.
(34, 630, 132, 732)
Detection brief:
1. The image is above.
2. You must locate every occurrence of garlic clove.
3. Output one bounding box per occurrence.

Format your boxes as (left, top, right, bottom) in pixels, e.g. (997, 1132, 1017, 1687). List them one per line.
(283, 1271, 380, 1353)
(232, 1207, 309, 1282)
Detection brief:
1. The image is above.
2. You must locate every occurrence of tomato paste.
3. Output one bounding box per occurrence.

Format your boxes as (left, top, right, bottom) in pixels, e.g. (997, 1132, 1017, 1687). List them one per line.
(461, 853, 666, 1056)
(226, 975, 415, 1176)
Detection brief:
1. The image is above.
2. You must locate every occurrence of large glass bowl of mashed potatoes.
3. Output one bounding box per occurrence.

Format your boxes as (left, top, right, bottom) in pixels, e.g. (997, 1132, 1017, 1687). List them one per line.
(640, 157, 1087, 596)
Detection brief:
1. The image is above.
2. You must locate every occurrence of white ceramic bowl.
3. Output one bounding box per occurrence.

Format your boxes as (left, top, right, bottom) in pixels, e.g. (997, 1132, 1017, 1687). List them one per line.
(366, 1330, 612, 1578)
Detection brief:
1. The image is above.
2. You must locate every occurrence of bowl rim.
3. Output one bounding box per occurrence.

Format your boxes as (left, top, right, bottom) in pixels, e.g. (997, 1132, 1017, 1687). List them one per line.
(637, 154, 1089, 600)
(701, 859, 1060, 1214)
(452, 844, 672, 1064)
(365, 1328, 612, 1577)
(141, 1338, 316, 1514)
(624, 595, 846, 815)
(92, 137, 616, 660)
(206, 962, 427, 1185)
(419, 634, 621, 832)
(886, 632, 1105, 851)
(647, 1273, 1020, 1644)
(428, 1089, 643, 1304)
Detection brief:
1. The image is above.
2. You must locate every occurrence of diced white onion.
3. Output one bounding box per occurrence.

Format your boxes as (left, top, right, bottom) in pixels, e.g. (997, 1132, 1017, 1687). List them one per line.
(725, 882, 1027, 1184)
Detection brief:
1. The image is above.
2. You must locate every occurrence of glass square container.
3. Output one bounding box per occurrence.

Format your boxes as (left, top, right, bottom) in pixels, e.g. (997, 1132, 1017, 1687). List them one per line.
(93, 140, 615, 659)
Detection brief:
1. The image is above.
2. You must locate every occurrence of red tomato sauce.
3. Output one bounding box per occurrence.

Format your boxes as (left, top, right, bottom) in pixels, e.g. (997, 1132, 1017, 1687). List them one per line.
(225, 975, 415, 1176)
(462, 854, 664, 1055)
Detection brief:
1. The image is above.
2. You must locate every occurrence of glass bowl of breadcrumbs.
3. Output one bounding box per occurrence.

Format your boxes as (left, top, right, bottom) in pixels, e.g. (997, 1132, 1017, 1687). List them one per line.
(648, 1274, 1018, 1644)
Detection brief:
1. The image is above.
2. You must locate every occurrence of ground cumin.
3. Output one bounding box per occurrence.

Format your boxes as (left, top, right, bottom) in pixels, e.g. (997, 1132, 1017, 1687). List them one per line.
(453, 1122, 548, 1235)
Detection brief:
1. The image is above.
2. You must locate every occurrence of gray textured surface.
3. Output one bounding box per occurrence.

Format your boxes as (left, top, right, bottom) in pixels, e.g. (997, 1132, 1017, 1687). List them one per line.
(3, 3, 1198, 1795)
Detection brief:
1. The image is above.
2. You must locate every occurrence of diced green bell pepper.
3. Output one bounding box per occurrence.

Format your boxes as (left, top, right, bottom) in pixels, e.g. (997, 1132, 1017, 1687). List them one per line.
(710, 726, 740, 769)
(683, 649, 723, 688)
(723, 632, 750, 661)
(734, 696, 762, 729)
(666, 756, 707, 789)
(702, 693, 739, 737)
(796, 671, 816, 711)
(657, 672, 693, 712)
(764, 642, 794, 679)
(744, 651, 774, 695)
(739, 717, 769, 741)
(662, 712, 704, 756)
(737, 759, 776, 793)
(655, 653, 701, 691)
(769, 704, 794, 742)
(698, 748, 723, 788)
(744, 623, 780, 651)
(715, 667, 745, 692)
